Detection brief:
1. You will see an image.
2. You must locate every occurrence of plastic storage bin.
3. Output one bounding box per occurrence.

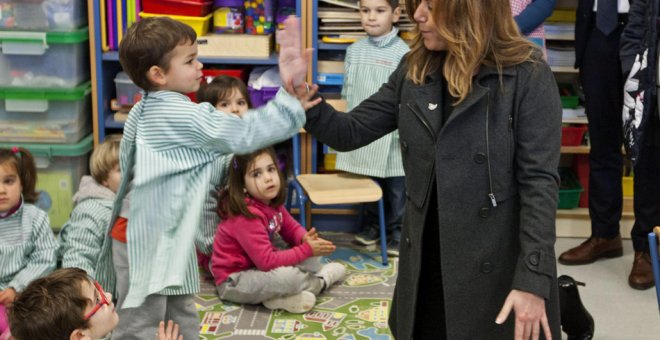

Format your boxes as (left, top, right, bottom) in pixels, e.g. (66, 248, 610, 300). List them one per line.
(558, 82, 579, 108)
(213, 0, 244, 33)
(0, 83, 91, 143)
(114, 72, 142, 106)
(0, 0, 87, 31)
(139, 12, 212, 36)
(0, 135, 93, 230)
(142, 0, 213, 17)
(248, 86, 279, 107)
(561, 125, 588, 146)
(558, 168, 583, 209)
(0, 28, 90, 88)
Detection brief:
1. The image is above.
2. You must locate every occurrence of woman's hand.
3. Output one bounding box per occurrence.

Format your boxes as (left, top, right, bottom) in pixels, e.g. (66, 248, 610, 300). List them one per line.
(158, 320, 183, 340)
(495, 289, 552, 340)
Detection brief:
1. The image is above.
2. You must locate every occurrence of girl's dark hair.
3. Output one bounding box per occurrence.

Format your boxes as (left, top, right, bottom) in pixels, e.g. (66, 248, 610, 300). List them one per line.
(196, 75, 252, 108)
(218, 147, 286, 219)
(9, 268, 90, 340)
(0, 147, 39, 203)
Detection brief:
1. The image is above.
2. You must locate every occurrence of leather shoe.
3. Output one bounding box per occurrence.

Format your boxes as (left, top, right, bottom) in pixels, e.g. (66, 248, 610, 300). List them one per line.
(628, 251, 654, 290)
(558, 235, 623, 265)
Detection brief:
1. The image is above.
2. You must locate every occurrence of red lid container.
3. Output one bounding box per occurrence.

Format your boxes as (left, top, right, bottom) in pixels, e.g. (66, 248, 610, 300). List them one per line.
(142, 0, 213, 17)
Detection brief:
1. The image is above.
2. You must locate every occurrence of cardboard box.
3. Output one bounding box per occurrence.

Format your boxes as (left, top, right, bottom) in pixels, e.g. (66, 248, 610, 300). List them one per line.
(197, 33, 273, 58)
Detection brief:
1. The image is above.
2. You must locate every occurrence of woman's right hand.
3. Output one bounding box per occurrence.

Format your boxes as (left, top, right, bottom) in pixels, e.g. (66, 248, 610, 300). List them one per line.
(158, 320, 183, 340)
(306, 237, 336, 256)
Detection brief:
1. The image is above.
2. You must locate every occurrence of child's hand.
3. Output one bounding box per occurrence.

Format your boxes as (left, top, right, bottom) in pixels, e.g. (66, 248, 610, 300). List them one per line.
(279, 16, 312, 91)
(158, 320, 183, 340)
(307, 237, 336, 257)
(0, 288, 16, 305)
(302, 227, 319, 244)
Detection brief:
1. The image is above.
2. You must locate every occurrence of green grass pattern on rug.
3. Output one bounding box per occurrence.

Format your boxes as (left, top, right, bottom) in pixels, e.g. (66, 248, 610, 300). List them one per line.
(195, 234, 397, 340)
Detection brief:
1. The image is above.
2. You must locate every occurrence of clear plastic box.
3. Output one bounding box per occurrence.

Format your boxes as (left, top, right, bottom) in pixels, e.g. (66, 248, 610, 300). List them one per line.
(0, 83, 91, 143)
(0, 135, 93, 230)
(0, 0, 88, 31)
(114, 72, 142, 106)
(0, 28, 90, 88)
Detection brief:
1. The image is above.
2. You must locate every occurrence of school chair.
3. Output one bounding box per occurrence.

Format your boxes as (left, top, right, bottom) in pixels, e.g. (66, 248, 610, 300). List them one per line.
(286, 133, 389, 265)
(648, 226, 660, 315)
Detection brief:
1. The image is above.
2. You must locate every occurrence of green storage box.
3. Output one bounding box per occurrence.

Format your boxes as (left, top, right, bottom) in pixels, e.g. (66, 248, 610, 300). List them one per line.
(558, 168, 583, 209)
(558, 83, 579, 109)
(0, 135, 92, 230)
(0, 83, 92, 143)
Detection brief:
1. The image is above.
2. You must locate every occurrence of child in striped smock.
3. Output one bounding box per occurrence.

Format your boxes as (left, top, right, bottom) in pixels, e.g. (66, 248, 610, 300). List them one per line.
(108, 16, 318, 339)
(338, 0, 409, 255)
(0, 147, 58, 340)
(58, 135, 122, 297)
(211, 147, 345, 314)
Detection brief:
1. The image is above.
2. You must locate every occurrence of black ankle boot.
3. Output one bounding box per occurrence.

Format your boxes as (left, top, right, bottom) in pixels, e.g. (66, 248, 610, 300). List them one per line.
(558, 275, 595, 340)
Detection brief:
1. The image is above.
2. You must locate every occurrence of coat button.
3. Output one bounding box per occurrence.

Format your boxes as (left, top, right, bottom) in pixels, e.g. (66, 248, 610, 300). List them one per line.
(401, 141, 408, 152)
(479, 207, 489, 218)
(480, 262, 493, 273)
(405, 237, 411, 247)
(528, 252, 540, 266)
(473, 152, 486, 164)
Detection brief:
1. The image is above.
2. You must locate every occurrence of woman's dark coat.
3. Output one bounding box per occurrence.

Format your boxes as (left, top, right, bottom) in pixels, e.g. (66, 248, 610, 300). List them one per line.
(304, 55, 562, 339)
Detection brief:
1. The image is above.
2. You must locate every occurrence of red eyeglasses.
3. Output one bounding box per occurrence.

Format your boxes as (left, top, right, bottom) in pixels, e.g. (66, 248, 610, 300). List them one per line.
(84, 280, 110, 320)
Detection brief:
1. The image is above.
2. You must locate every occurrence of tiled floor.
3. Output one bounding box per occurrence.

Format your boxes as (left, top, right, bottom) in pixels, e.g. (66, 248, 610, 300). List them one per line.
(556, 237, 660, 340)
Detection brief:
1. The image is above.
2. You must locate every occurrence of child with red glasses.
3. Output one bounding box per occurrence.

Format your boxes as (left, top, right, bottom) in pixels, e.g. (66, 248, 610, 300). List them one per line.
(8, 268, 182, 340)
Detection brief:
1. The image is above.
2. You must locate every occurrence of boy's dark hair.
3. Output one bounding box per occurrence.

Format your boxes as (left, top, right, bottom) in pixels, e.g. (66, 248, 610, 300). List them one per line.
(0, 147, 39, 203)
(9, 268, 91, 340)
(218, 147, 286, 218)
(196, 75, 253, 108)
(119, 17, 197, 91)
(360, 0, 400, 9)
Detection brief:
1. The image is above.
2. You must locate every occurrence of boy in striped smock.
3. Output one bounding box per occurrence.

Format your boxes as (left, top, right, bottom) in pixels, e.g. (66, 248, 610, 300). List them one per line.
(0, 147, 58, 339)
(58, 135, 122, 297)
(108, 16, 318, 339)
(339, 0, 410, 255)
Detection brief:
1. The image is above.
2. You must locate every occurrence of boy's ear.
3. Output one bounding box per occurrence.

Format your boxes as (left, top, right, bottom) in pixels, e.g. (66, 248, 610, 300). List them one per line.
(146, 65, 167, 88)
(392, 6, 401, 23)
(70, 329, 92, 340)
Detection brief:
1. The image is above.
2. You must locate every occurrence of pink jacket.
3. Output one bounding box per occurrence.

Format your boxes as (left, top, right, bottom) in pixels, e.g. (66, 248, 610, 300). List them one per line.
(210, 198, 313, 285)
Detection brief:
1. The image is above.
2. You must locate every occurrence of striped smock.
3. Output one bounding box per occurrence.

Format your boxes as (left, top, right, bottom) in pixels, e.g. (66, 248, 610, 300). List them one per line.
(336, 27, 410, 178)
(109, 89, 305, 308)
(0, 202, 57, 292)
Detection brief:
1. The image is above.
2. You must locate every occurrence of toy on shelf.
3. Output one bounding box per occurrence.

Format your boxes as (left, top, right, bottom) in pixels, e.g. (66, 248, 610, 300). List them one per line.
(244, 0, 274, 35)
(213, 0, 244, 33)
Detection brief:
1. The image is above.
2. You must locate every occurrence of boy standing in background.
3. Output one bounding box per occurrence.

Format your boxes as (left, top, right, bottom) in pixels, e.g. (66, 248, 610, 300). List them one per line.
(338, 0, 409, 255)
(109, 17, 316, 339)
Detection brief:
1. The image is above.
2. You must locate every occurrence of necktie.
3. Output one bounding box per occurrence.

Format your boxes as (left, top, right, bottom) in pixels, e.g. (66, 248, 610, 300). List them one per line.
(596, 0, 618, 35)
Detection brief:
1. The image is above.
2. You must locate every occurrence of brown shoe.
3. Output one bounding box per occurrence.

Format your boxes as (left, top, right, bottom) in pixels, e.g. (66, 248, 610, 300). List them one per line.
(629, 251, 654, 290)
(558, 235, 623, 265)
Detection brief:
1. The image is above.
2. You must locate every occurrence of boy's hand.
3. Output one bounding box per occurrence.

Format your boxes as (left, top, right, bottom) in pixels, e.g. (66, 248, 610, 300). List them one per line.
(307, 237, 336, 257)
(279, 16, 311, 91)
(0, 288, 16, 305)
(158, 320, 183, 340)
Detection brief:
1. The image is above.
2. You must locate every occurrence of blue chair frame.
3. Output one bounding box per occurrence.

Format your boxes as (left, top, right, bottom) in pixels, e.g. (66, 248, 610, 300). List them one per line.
(286, 134, 389, 265)
(648, 227, 660, 315)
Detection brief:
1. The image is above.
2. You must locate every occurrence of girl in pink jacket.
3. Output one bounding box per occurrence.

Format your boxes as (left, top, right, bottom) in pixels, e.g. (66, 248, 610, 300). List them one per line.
(211, 147, 346, 313)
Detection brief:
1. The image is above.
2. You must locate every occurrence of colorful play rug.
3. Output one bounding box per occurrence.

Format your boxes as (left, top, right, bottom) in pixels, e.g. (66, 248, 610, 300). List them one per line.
(194, 232, 398, 339)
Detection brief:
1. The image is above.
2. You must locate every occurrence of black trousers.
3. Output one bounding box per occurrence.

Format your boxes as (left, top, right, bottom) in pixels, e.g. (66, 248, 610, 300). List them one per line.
(580, 22, 660, 252)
